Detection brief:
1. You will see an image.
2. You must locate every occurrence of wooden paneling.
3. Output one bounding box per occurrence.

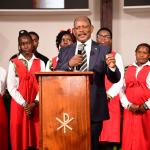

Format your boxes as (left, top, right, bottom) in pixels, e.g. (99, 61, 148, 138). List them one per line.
(100, 0, 112, 30)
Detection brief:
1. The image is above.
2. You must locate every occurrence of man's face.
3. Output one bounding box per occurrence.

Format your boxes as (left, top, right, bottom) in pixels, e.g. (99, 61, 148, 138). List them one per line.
(30, 34, 39, 51)
(73, 17, 93, 43)
(136, 46, 150, 66)
(96, 30, 112, 48)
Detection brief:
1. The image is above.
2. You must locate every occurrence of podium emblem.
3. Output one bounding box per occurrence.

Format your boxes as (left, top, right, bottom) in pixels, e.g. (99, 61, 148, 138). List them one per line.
(56, 113, 74, 133)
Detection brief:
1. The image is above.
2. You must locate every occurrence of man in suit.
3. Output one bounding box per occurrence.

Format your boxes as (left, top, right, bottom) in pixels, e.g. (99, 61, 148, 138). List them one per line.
(56, 16, 121, 150)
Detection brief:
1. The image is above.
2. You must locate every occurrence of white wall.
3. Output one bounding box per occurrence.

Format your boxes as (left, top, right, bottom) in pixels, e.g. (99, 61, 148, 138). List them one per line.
(113, 0, 150, 66)
(0, 0, 100, 69)
(0, 0, 150, 69)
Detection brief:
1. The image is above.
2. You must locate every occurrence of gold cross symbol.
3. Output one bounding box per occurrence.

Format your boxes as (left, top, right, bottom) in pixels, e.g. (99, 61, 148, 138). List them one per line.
(56, 113, 74, 133)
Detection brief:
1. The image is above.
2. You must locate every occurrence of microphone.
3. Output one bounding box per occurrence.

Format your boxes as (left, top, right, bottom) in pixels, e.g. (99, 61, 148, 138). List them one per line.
(76, 44, 84, 71)
(77, 44, 84, 55)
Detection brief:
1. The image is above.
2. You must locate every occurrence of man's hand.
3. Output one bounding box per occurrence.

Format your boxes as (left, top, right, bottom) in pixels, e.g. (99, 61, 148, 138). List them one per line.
(106, 54, 116, 68)
(68, 55, 83, 67)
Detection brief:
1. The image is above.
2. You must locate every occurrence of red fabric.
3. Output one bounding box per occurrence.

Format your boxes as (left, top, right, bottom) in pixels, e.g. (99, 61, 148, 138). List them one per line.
(122, 65, 150, 150)
(0, 95, 8, 150)
(99, 51, 121, 143)
(10, 58, 40, 150)
(52, 56, 58, 70)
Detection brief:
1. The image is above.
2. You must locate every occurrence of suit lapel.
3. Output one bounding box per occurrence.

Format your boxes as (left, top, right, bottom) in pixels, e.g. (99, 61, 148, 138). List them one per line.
(68, 43, 76, 60)
(89, 41, 99, 70)
(67, 42, 99, 71)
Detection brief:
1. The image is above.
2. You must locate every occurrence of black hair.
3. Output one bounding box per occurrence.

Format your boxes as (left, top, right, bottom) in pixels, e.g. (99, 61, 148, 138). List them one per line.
(135, 43, 150, 54)
(29, 31, 39, 40)
(18, 30, 32, 45)
(96, 27, 112, 39)
(56, 29, 76, 49)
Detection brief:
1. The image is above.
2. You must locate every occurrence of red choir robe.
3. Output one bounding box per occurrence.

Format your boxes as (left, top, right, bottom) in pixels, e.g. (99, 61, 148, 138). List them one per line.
(52, 56, 58, 70)
(0, 95, 8, 150)
(10, 57, 40, 150)
(99, 51, 121, 143)
(122, 65, 150, 150)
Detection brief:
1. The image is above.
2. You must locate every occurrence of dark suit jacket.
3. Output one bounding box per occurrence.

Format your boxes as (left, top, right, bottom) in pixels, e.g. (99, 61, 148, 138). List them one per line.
(56, 41, 121, 122)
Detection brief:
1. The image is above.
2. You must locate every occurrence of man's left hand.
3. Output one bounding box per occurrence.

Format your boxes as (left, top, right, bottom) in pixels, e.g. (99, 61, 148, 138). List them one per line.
(106, 54, 116, 68)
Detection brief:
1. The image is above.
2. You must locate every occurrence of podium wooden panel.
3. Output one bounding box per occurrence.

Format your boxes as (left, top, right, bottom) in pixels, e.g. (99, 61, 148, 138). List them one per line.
(36, 72, 93, 150)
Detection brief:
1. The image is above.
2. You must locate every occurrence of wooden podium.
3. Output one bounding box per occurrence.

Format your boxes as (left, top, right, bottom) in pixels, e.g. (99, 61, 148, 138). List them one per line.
(36, 72, 93, 150)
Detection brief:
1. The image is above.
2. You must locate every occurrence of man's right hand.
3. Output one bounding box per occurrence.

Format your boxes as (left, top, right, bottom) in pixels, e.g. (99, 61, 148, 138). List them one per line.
(68, 54, 83, 67)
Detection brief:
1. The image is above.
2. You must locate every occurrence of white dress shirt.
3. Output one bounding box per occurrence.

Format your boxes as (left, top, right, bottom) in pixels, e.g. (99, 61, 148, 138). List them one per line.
(75, 39, 92, 70)
(45, 59, 53, 71)
(7, 54, 46, 106)
(107, 52, 124, 98)
(120, 61, 150, 109)
(0, 67, 6, 96)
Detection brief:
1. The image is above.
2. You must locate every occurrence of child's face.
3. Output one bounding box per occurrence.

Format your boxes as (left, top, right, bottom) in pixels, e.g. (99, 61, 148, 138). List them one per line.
(59, 34, 73, 49)
(136, 46, 150, 66)
(19, 36, 33, 54)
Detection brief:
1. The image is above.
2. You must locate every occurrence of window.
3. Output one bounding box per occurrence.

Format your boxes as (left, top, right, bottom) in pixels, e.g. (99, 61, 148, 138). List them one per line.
(0, 0, 89, 9)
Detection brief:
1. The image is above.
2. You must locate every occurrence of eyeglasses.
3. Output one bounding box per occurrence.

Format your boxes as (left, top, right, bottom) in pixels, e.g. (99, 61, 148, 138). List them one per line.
(97, 34, 111, 39)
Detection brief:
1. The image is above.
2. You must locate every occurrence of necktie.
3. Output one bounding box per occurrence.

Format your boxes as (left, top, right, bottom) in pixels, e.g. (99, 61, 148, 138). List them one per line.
(20, 59, 28, 69)
(79, 44, 87, 72)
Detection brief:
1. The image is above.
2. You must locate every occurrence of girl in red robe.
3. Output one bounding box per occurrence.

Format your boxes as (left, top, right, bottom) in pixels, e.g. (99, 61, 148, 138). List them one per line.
(7, 30, 46, 150)
(120, 43, 150, 150)
(96, 28, 124, 150)
(51, 29, 76, 70)
(0, 67, 8, 150)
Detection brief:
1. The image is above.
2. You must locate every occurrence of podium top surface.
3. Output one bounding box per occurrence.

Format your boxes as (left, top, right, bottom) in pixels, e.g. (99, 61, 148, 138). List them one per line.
(35, 71, 94, 76)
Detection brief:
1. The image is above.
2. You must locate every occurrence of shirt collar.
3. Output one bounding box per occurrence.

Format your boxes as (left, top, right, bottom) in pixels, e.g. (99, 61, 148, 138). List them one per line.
(18, 53, 37, 61)
(77, 39, 92, 47)
(133, 60, 150, 68)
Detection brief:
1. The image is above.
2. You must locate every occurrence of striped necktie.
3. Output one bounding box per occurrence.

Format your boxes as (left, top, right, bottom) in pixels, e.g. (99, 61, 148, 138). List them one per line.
(79, 44, 87, 72)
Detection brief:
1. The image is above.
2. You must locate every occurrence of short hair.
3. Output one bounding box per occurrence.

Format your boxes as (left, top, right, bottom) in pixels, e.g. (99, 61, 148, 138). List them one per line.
(29, 31, 39, 40)
(135, 43, 150, 54)
(18, 30, 32, 45)
(56, 29, 76, 49)
(74, 16, 92, 27)
(96, 27, 112, 39)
